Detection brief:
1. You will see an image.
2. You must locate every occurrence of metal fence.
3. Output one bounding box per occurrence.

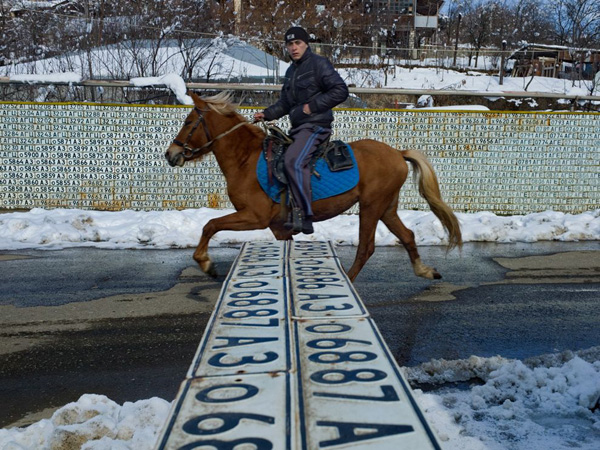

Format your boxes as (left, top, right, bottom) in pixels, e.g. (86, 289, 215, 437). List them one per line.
(1, 78, 599, 111)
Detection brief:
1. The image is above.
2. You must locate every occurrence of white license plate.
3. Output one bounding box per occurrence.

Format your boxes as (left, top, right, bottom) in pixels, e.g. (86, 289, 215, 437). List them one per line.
(157, 373, 296, 449)
(288, 253, 367, 318)
(187, 275, 291, 378)
(229, 240, 287, 279)
(295, 317, 440, 449)
(289, 240, 337, 259)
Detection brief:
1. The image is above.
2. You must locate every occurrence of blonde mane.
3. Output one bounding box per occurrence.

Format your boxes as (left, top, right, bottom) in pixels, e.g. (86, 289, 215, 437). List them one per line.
(203, 92, 239, 115)
(199, 91, 265, 140)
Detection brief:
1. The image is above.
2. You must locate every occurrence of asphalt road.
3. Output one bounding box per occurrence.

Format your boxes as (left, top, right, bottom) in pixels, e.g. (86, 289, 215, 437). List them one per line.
(1, 241, 599, 428)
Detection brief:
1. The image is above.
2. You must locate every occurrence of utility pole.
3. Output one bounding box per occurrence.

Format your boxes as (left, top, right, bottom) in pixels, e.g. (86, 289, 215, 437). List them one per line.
(234, 0, 242, 35)
(412, 0, 418, 59)
(452, 12, 462, 67)
(499, 40, 507, 85)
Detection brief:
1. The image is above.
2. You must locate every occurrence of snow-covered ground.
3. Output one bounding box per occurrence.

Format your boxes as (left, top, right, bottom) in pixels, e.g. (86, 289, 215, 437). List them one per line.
(342, 65, 597, 98)
(2, 38, 288, 85)
(1, 41, 599, 450)
(2, 348, 600, 450)
(0, 208, 599, 449)
(0, 208, 598, 250)
(3, 39, 598, 101)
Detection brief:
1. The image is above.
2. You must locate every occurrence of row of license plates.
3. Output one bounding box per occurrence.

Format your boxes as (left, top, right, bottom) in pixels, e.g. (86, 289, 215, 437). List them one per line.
(156, 240, 440, 449)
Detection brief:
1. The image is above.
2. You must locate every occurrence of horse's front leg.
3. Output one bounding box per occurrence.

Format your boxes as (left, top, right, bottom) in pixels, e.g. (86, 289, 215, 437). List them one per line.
(194, 210, 270, 277)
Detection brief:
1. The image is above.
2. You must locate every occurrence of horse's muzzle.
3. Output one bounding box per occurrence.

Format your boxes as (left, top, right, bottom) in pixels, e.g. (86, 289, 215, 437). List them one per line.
(165, 145, 186, 167)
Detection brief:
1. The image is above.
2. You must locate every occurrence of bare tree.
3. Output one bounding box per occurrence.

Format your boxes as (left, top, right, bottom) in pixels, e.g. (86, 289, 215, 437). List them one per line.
(460, 1, 495, 68)
(511, 0, 555, 45)
(0, 1, 14, 66)
(550, 0, 600, 47)
(234, 1, 364, 63)
(548, 0, 600, 85)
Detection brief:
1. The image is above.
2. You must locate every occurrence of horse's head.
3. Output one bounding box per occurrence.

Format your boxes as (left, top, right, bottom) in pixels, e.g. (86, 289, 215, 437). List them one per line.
(165, 92, 214, 167)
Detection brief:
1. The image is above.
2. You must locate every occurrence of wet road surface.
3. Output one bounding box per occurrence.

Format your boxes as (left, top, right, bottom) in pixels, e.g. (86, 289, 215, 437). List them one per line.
(0, 241, 598, 428)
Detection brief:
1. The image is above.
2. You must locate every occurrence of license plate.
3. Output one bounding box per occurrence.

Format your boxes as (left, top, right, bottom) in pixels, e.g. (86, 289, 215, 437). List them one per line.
(159, 241, 440, 449)
(294, 317, 440, 449)
(157, 373, 296, 449)
(187, 275, 291, 378)
(288, 250, 367, 318)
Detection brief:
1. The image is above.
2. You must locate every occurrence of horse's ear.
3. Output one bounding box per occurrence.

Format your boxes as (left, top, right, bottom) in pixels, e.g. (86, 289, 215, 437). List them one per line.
(189, 91, 203, 106)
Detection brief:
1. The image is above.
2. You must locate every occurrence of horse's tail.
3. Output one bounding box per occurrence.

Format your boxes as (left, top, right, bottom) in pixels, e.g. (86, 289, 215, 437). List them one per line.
(401, 149, 462, 250)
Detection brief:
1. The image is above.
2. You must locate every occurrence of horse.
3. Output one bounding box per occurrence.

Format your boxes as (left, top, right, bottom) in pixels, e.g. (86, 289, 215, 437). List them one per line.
(165, 92, 462, 282)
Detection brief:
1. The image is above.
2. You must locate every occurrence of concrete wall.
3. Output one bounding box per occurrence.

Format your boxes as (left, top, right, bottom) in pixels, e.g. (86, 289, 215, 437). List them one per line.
(1, 101, 598, 214)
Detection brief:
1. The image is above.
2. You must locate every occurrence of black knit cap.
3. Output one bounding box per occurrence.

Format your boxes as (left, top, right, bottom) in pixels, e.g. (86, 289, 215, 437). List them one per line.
(284, 27, 310, 45)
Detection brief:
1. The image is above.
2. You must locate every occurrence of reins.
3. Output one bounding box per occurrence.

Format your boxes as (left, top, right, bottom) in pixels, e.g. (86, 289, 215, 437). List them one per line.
(172, 107, 248, 161)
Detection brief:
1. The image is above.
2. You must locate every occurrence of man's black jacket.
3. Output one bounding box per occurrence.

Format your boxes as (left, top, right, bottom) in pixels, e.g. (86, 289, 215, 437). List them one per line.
(263, 47, 349, 129)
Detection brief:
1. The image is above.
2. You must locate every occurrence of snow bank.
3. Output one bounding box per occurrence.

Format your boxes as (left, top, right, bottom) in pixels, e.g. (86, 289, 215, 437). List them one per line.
(411, 352, 600, 449)
(0, 395, 171, 450)
(1, 208, 597, 251)
(130, 73, 193, 105)
(2, 351, 599, 449)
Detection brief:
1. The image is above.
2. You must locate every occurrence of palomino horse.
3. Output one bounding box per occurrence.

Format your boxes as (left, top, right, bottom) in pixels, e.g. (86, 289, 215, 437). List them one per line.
(165, 92, 462, 282)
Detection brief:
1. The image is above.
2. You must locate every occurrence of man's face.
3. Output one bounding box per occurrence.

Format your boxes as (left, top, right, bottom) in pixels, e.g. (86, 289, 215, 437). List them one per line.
(286, 39, 308, 61)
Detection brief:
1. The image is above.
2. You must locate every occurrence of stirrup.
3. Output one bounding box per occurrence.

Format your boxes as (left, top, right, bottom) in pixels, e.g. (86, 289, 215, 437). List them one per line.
(285, 207, 303, 233)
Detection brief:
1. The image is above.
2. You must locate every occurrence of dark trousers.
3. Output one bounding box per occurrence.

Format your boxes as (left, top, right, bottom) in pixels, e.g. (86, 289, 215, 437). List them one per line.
(284, 124, 331, 217)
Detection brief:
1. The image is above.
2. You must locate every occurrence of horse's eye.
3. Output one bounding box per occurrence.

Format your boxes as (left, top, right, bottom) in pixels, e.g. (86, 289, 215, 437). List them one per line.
(184, 120, 192, 126)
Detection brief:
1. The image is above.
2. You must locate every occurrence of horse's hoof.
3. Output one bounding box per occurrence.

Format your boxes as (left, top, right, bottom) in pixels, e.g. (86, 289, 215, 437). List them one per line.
(199, 260, 218, 278)
(413, 259, 441, 280)
(415, 267, 441, 280)
(206, 264, 218, 278)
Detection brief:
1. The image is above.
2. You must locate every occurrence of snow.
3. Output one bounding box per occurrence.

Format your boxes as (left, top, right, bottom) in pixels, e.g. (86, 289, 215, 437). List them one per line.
(0, 208, 598, 448)
(1, 48, 599, 450)
(0, 208, 598, 251)
(411, 352, 600, 449)
(1, 351, 598, 449)
(2, 39, 288, 85)
(8, 72, 82, 84)
(340, 65, 597, 97)
(0, 395, 171, 450)
(4, 50, 598, 100)
(130, 73, 193, 105)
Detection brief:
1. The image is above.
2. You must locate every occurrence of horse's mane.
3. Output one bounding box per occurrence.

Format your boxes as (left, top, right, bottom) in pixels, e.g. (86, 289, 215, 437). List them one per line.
(201, 91, 265, 141)
(203, 92, 239, 115)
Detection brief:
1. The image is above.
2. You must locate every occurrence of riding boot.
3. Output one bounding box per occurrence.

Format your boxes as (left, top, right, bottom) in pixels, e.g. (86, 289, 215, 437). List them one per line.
(302, 215, 314, 235)
(284, 196, 299, 230)
(285, 207, 303, 232)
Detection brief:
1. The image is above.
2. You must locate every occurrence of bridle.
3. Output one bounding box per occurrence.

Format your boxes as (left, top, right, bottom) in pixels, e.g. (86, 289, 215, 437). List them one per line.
(172, 106, 246, 161)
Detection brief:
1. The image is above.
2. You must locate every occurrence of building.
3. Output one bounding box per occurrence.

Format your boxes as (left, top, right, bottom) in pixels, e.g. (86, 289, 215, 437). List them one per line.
(360, 0, 444, 53)
(231, 1, 444, 54)
(509, 43, 600, 80)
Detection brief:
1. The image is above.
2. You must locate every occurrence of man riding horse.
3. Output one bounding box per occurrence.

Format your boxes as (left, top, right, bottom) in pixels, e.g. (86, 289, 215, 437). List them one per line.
(253, 26, 349, 234)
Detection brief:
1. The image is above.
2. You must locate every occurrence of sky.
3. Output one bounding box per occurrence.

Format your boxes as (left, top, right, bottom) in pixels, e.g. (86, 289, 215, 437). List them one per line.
(1, 52, 599, 449)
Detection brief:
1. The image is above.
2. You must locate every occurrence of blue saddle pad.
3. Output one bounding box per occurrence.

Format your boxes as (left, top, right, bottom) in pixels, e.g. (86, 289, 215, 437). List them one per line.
(257, 144, 359, 203)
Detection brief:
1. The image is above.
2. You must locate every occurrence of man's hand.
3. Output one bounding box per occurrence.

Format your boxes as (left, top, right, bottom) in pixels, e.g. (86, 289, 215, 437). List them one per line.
(253, 112, 265, 122)
(303, 104, 311, 115)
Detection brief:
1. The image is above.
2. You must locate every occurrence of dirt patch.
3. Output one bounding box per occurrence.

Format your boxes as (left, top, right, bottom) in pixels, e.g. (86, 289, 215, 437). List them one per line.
(0, 254, 31, 262)
(490, 251, 600, 284)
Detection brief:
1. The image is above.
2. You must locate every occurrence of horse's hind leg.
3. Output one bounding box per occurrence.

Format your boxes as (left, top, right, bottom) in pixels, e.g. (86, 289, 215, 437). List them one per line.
(346, 204, 384, 282)
(381, 208, 441, 280)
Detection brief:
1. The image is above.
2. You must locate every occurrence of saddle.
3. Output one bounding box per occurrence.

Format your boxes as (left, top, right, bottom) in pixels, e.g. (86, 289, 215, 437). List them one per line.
(257, 123, 359, 233)
(262, 124, 354, 188)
